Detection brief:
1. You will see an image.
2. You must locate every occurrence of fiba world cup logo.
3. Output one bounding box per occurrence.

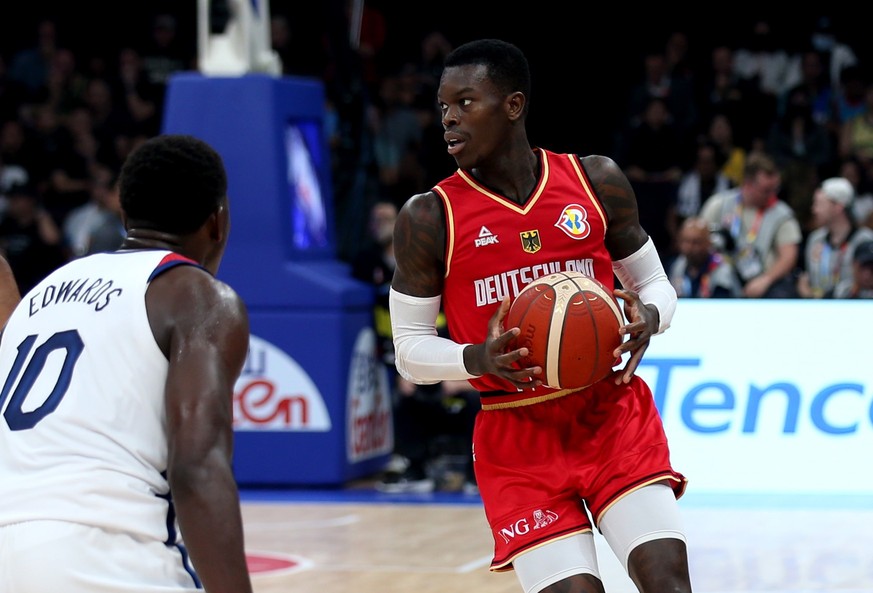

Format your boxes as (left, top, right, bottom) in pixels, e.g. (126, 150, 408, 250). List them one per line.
(555, 204, 591, 240)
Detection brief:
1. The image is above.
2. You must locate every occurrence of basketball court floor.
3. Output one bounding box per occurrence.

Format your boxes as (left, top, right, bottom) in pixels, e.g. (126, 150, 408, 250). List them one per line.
(239, 484, 873, 593)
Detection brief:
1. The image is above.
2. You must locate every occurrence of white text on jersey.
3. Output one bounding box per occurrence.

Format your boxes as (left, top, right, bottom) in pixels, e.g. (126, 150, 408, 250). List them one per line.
(29, 278, 124, 316)
(474, 226, 499, 247)
(474, 259, 595, 306)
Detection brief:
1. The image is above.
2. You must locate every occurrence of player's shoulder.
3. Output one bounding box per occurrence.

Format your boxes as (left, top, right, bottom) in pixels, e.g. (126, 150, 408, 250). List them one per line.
(574, 154, 634, 202)
(150, 261, 246, 320)
(398, 190, 444, 225)
(577, 154, 621, 177)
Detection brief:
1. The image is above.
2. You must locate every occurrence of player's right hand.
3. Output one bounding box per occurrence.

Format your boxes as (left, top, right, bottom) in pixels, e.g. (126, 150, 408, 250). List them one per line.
(468, 297, 543, 389)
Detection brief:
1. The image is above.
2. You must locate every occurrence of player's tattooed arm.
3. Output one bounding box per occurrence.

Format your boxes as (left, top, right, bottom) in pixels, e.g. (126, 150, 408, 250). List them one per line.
(580, 154, 650, 260)
(391, 191, 447, 298)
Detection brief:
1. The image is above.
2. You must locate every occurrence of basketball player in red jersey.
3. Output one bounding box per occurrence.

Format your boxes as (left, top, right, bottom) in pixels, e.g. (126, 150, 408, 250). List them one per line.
(390, 39, 692, 593)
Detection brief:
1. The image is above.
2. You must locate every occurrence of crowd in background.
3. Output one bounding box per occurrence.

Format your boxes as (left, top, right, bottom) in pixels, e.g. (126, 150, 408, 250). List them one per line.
(2, 8, 872, 493)
(2, 9, 872, 301)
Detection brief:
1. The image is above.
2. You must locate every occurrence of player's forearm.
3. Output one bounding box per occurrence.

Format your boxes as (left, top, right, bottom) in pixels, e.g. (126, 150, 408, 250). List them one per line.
(389, 288, 478, 383)
(171, 461, 253, 593)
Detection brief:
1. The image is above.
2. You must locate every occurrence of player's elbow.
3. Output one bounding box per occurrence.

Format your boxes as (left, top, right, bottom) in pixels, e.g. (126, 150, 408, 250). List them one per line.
(393, 335, 441, 385)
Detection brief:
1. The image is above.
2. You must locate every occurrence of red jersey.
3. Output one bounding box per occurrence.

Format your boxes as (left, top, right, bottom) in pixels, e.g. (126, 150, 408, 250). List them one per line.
(435, 148, 614, 406)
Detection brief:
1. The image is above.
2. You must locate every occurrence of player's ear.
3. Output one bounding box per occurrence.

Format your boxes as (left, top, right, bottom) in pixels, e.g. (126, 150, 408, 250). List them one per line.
(506, 91, 525, 121)
(207, 201, 229, 243)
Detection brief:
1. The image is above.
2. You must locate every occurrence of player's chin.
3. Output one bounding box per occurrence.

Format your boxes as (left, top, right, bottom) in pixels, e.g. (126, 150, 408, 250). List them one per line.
(450, 147, 477, 169)
(451, 154, 470, 169)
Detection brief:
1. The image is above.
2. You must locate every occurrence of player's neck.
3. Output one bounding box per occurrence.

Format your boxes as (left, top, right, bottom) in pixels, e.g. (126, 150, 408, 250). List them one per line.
(121, 229, 184, 252)
(471, 145, 538, 205)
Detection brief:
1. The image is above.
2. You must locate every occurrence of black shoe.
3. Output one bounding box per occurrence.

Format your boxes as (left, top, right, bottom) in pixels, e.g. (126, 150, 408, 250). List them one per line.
(375, 467, 435, 494)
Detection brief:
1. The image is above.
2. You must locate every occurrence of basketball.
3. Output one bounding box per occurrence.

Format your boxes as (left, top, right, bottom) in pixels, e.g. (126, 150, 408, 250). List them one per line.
(506, 271, 624, 389)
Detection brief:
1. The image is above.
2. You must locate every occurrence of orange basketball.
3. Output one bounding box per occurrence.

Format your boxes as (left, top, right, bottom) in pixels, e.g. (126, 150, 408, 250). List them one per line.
(506, 271, 624, 389)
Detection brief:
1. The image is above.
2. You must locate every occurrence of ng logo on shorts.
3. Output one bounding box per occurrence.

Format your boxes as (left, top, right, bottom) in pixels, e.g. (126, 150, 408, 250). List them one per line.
(497, 509, 559, 543)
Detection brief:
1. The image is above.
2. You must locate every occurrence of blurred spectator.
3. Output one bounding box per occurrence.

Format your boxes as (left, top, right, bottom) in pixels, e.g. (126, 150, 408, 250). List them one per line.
(626, 48, 697, 137)
(696, 44, 769, 149)
(351, 199, 399, 376)
(765, 85, 834, 231)
(778, 49, 833, 126)
(733, 18, 796, 111)
(111, 48, 161, 138)
(805, 16, 859, 95)
(0, 120, 39, 177)
(833, 65, 869, 127)
(269, 14, 294, 75)
(371, 70, 425, 207)
(7, 19, 58, 102)
(25, 101, 68, 170)
(0, 153, 29, 218)
(677, 140, 733, 224)
(621, 96, 689, 262)
(43, 47, 88, 116)
(700, 152, 802, 298)
(705, 112, 747, 187)
(82, 77, 136, 162)
(0, 183, 67, 294)
(140, 13, 191, 116)
(838, 82, 873, 173)
(36, 104, 93, 225)
(833, 239, 873, 298)
(407, 31, 455, 188)
(415, 31, 453, 100)
(668, 216, 743, 298)
(664, 31, 694, 84)
(796, 177, 873, 298)
(350, 199, 477, 493)
(63, 164, 124, 258)
(839, 156, 873, 225)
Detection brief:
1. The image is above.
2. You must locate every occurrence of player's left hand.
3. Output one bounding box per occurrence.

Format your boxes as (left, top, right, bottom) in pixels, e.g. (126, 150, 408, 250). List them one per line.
(611, 288, 658, 384)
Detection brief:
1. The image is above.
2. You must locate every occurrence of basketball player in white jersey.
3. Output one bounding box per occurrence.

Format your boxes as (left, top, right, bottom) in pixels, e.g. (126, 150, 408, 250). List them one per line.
(0, 134, 253, 593)
(0, 254, 20, 327)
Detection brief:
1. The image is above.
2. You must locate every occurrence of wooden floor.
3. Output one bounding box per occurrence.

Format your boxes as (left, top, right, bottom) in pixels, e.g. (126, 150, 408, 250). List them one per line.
(240, 488, 873, 593)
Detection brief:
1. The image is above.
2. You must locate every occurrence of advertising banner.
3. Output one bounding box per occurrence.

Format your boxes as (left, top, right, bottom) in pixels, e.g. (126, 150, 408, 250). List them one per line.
(636, 300, 870, 494)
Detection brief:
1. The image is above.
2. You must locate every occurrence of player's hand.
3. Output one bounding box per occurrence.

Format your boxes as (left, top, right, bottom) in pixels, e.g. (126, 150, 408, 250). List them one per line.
(612, 288, 657, 384)
(468, 297, 542, 389)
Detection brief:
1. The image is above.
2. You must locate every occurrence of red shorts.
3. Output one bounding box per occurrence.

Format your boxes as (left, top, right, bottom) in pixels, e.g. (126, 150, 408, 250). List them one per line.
(472, 375, 687, 571)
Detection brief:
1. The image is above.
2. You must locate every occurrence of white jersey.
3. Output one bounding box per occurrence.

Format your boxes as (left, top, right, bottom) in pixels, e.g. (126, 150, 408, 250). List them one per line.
(0, 249, 199, 543)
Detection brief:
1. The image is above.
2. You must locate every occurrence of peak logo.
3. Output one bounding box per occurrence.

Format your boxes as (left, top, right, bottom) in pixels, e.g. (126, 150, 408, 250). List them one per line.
(475, 226, 499, 247)
(497, 509, 559, 543)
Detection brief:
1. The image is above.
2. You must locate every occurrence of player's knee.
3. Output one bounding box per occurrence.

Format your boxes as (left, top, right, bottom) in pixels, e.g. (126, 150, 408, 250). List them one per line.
(513, 534, 602, 593)
(627, 537, 692, 593)
(599, 482, 687, 570)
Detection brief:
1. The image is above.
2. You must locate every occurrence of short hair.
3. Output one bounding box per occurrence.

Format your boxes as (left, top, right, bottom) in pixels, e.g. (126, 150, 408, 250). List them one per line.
(742, 151, 778, 179)
(119, 134, 227, 234)
(444, 39, 531, 111)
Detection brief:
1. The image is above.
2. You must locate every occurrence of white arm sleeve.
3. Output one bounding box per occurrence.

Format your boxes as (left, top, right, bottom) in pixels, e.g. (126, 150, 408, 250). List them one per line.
(611, 237, 677, 334)
(389, 288, 480, 384)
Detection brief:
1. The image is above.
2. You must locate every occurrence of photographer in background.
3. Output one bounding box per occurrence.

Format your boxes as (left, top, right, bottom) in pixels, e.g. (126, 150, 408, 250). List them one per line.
(700, 152, 802, 297)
